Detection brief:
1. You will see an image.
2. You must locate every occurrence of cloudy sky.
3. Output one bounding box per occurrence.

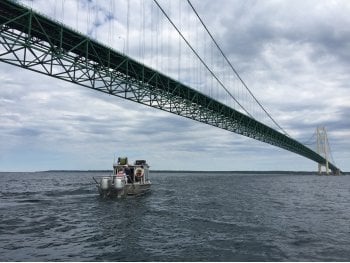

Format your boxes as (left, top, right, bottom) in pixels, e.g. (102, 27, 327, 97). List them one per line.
(1, 0, 349, 172)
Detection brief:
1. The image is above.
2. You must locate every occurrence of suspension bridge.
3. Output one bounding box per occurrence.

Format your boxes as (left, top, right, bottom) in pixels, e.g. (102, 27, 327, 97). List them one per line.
(0, 0, 341, 174)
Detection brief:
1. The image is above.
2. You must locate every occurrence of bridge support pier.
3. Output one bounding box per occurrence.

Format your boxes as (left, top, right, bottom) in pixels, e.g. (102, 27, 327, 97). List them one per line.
(318, 162, 329, 175)
(317, 127, 330, 175)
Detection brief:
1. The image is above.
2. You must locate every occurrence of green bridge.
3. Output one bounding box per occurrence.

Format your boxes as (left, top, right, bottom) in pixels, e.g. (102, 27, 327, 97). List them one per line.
(0, 0, 341, 174)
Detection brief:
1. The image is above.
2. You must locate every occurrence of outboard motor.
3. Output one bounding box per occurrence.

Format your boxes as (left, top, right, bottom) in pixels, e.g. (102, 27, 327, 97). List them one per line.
(100, 177, 110, 190)
(114, 177, 125, 190)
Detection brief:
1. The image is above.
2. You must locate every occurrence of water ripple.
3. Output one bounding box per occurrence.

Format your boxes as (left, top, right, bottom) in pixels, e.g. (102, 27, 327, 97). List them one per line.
(0, 172, 350, 261)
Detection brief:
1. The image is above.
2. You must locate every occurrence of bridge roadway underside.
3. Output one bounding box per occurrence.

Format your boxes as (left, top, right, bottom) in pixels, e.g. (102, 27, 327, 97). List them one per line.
(0, 0, 340, 173)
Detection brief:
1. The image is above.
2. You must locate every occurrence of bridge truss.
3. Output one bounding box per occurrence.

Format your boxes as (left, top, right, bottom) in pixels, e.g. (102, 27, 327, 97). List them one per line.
(0, 0, 341, 173)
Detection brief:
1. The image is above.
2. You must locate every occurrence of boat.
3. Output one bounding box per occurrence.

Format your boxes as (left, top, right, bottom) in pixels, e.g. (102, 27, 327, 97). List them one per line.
(93, 157, 151, 198)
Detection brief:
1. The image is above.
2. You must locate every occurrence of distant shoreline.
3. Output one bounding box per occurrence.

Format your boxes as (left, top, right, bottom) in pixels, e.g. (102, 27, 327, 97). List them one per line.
(3, 170, 345, 175)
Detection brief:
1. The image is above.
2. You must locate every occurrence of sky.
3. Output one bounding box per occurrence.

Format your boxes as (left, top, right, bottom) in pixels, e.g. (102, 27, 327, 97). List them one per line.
(1, 0, 350, 172)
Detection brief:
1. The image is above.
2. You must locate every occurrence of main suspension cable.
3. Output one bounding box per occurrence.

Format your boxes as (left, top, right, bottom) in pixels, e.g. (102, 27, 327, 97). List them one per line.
(301, 131, 317, 145)
(326, 134, 336, 165)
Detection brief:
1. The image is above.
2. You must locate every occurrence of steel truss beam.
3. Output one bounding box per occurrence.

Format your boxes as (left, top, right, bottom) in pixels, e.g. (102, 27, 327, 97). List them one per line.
(0, 0, 340, 173)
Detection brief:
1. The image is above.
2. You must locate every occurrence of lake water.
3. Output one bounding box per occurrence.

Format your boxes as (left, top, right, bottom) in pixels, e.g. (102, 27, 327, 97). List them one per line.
(0, 171, 349, 261)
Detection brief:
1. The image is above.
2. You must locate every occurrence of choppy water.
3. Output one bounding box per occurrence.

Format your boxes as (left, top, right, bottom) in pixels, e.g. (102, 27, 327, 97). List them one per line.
(0, 171, 349, 261)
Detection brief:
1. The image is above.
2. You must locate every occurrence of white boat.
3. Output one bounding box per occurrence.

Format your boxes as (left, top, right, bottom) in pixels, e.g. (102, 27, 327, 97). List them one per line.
(93, 157, 151, 198)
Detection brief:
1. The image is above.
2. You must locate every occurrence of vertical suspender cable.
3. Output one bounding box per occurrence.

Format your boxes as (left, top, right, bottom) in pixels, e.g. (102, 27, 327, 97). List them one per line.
(61, 0, 64, 23)
(127, 0, 130, 56)
(178, 0, 181, 81)
(156, 4, 159, 70)
(54, 1, 57, 21)
(167, 1, 171, 76)
(139, 1, 141, 59)
(142, 0, 145, 63)
(76, 0, 79, 32)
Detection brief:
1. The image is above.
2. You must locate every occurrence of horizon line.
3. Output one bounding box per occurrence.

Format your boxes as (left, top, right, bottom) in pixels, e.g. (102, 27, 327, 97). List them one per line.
(0, 170, 348, 174)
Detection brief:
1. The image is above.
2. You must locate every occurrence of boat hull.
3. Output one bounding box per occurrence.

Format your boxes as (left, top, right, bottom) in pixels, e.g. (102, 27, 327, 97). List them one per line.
(97, 182, 151, 198)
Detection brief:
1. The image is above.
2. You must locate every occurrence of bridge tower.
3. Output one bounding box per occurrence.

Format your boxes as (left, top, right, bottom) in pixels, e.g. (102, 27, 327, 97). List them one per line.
(316, 127, 330, 175)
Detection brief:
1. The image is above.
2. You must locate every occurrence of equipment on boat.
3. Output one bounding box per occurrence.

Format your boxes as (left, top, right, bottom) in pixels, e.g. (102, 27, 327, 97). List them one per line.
(93, 157, 151, 198)
(100, 177, 110, 190)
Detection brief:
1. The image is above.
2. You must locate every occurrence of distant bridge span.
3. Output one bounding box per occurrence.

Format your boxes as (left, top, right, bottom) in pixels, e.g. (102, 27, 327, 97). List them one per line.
(0, 0, 341, 173)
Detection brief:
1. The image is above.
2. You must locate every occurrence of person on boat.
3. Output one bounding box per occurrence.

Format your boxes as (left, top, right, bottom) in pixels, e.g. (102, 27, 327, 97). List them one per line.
(124, 165, 133, 183)
(117, 167, 125, 176)
(129, 167, 134, 181)
(135, 167, 144, 182)
(115, 167, 127, 185)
